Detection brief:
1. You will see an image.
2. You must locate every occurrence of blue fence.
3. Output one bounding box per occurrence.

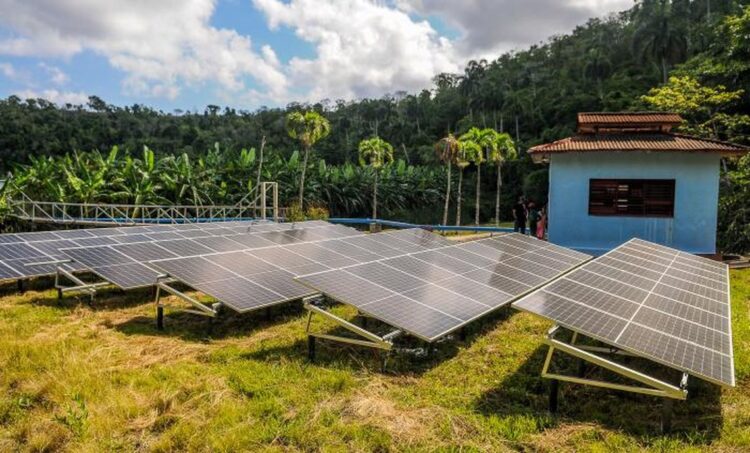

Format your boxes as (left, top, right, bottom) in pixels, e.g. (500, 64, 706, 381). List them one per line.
(328, 217, 514, 233)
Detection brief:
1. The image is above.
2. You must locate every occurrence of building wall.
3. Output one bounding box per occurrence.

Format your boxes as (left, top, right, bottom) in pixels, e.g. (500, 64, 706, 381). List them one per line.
(547, 152, 721, 255)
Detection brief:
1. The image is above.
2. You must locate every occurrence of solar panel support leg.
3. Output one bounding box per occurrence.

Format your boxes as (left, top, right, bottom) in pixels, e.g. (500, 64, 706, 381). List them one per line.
(661, 398, 673, 433)
(303, 302, 394, 362)
(380, 350, 389, 372)
(154, 281, 218, 330)
(308, 335, 316, 362)
(540, 326, 688, 402)
(17, 279, 25, 293)
(55, 265, 102, 299)
(549, 379, 559, 413)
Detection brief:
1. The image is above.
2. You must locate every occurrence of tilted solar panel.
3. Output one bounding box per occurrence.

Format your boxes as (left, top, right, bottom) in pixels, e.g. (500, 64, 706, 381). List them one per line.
(0, 219, 285, 281)
(513, 238, 734, 387)
(297, 233, 591, 342)
(149, 228, 450, 314)
(61, 223, 360, 290)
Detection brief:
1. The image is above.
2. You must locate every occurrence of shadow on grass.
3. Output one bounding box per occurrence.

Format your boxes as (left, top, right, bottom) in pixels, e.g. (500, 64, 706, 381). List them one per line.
(26, 283, 156, 311)
(0, 276, 57, 296)
(113, 301, 309, 342)
(242, 304, 519, 376)
(476, 341, 723, 441)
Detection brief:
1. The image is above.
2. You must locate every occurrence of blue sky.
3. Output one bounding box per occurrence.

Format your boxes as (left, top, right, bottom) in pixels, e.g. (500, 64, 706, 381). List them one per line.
(0, 0, 631, 112)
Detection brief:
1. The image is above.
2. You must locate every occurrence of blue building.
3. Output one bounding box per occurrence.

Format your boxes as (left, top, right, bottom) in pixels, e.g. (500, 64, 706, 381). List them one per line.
(529, 112, 748, 256)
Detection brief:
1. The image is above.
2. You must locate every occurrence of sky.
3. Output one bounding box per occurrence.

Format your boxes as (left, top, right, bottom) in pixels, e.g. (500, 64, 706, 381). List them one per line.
(0, 0, 633, 112)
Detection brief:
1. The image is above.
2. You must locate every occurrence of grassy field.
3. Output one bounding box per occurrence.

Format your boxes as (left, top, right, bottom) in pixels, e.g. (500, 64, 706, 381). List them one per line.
(0, 269, 747, 452)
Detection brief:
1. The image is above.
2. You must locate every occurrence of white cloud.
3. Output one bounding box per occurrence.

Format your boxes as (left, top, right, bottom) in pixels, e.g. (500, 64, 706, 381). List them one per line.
(253, 0, 461, 101)
(14, 89, 88, 105)
(0, 62, 16, 79)
(38, 62, 69, 85)
(0, 0, 288, 101)
(0, 0, 632, 106)
(397, 0, 633, 57)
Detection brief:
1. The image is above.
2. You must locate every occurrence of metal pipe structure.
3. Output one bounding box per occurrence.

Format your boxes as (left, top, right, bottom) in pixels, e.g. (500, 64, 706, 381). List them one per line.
(328, 217, 515, 233)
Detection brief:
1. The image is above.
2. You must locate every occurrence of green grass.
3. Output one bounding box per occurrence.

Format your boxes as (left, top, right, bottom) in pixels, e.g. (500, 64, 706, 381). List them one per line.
(0, 270, 747, 451)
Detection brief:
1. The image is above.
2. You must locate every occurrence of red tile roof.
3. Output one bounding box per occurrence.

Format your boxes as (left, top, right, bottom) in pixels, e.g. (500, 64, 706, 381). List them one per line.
(528, 133, 749, 161)
(578, 112, 683, 127)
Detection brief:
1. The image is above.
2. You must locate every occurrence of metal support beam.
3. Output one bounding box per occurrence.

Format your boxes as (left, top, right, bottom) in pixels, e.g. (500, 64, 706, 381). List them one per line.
(154, 279, 218, 330)
(541, 325, 688, 401)
(549, 379, 559, 413)
(54, 265, 107, 301)
(308, 335, 316, 362)
(304, 302, 396, 360)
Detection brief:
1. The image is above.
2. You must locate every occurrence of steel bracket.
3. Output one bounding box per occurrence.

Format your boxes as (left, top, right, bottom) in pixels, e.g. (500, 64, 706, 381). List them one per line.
(154, 276, 219, 329)
(542, 325, 688, 401)
(53, 263, 108, 300)
(303, 301, 401, 352)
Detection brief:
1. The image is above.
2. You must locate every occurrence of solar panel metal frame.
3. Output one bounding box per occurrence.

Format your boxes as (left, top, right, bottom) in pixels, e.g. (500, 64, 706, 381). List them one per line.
(513, 238, 735, 388)
(297, 233, 592, 343)
(149, 228, 445, 317)
(0, 219, 291, 283)
(59, 222, 353, 290)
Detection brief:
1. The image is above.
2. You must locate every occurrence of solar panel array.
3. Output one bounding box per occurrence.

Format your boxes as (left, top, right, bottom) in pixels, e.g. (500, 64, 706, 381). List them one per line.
(513, 238, 734, 387)
(151, 228, 453, 313)
(60, 221, 354, 289)
(0, 220, 326, 283)
(298, 233, 591, 342)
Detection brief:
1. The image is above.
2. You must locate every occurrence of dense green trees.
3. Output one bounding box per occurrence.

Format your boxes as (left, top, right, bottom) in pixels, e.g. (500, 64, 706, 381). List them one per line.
(6, 147, 447, 222)
(2, 1, 745, 171)
(1, 1, 749, 248)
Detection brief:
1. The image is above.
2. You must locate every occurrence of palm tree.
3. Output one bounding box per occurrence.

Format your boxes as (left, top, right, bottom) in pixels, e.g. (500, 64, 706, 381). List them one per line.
(632, 0, 687, 83)
(286, 111, 331, 208)
(487, 132, 517, 225)
(454, 140, 481, 226)
(459, 127, 496, 225)
(434, 134, 460, 225)
(358, 136, 394, 219)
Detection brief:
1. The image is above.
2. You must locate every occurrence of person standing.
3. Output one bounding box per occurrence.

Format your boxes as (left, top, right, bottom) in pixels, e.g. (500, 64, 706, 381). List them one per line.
(537, 206, 547, 240)
(528, 201, 539, 237)
(512, 196, 528, 234)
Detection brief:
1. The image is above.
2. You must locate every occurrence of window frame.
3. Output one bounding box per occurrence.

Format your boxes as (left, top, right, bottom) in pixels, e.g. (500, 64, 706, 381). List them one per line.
(588, 178, 676, 218)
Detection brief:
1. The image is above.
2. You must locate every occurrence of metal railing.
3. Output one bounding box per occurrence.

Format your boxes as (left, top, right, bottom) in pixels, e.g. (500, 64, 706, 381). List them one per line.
(5, 181, 280, 226)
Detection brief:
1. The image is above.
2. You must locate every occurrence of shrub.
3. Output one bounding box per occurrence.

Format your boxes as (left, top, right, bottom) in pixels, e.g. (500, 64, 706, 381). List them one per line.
(305, 205, 330, 220)
(285, 202, 305, 222)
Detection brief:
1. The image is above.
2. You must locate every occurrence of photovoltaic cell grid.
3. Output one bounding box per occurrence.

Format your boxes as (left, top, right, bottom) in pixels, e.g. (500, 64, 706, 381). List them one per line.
(0, 220, 323, 282)
(297, 233, 591, 342)
(150, 228, 454, 314)
(513, 238, 734, 387)
(60, 222, 358, 289)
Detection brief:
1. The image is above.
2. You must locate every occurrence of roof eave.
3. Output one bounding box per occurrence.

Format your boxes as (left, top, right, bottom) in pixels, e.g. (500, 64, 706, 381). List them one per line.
(527, 148, 748, 160)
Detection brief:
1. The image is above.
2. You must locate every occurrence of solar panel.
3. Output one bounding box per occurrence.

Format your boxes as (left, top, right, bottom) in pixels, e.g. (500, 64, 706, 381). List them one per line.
(513, 238, 734, 387)
(0, 261, 21, 280)
(297, 233, 591, 342)
(157, 239, 216, 257)
(0, 220, 332, 283)
(50, 229, 95, 240)
(0, 234, 23, 244)
(0, 243, 47, 260)
(60, 222, 360, 290)
(150, 228, 465, 313)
